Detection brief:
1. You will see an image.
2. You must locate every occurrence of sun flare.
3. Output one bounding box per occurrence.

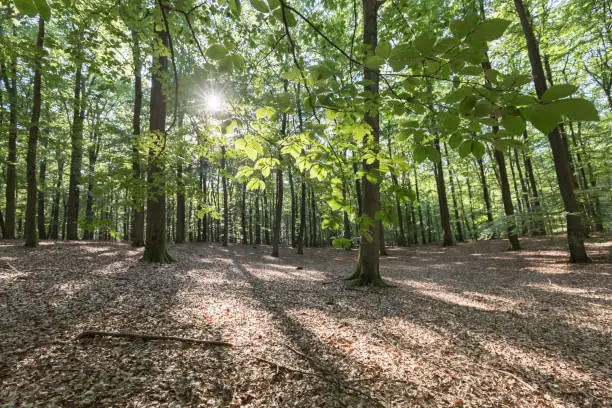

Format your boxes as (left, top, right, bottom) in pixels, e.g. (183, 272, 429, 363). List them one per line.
(204, 93, 223, 112)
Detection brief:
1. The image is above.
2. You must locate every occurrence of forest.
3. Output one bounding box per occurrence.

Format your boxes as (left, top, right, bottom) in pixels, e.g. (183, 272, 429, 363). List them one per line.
(0, 0, 610, 406)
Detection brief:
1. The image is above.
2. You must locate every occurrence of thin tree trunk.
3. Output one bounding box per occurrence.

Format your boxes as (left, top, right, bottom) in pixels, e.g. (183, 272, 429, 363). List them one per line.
(466, 176, 477, 239)
(414, 168, 426, 244)
(37, 137, 47, 239)
(477, 158, 494, 229)
(514, 0, 590, 262)
(241, 184, 247, 244)
(288, 166, 296, 247)
(131, 30, 145, 246)
(66, 60, 85, 240)
(49, 157, 64, 240)
(1, 38, 18, 239)
(388, 139, 406, 246)
(255, 194, 261, 244)
(176, 163, 185, 243)
(221, 145, 228, 246)
(271, 157, 283, 256)
(433, 139, 453, 246)
(443, 143, 463, 242)
(24, 18, 45, 247)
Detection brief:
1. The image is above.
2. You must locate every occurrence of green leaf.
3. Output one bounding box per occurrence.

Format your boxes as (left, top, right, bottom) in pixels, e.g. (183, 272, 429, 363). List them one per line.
(413, 145, 427, 163)
(550, 98, 599, 122)
(448, 133, 463, 148)
(206, 44, 228, 60)
(458, 140, 472, 157)
(440, 113, 460, 131)
(542, 84, 578, 103)
(33, 0, 51, 20)
(459, 95, 477, 114)
(522, 104, 561, 134)
(413, 34, 435, 55)
(14, 0, 38, 17)
(365, 55, 386, 69)
(468, 18, 511, 43)
(426, 146, 441, 163)
(502, 74, 532, 89)
(267, 0, 280, 10)
(376, 41, 392, 59)
(501, 112, 525, 135)
(250, 0, 269, 12)
(471, 140, 486, 159)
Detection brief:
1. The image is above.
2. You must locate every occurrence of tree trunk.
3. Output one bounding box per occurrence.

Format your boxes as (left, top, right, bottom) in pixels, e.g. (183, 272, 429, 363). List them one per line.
(414, 168, 426, 244)
(37, 138, 47, 240)
(477, 158, 494, 229)
(255, 194, 261, 244)
(443, 143, 463, 242)
(49, 157, 64, 240)
(1, 44, 18, 239)
(263, 193, 270, 245)
(241, 184, 247, 244)
(221, 145, 228, 246)
(24, 18, 45, 247)
(272, 95, 287, 256)
(297, 178, 306, 254)
(66, 60, 85, 241)
(142, 23, 173, 263)
(433, 139, 453, 246)
(514, 0, 590, 262)
(176, 163, 185, 243)
(131, 30, 145, 246)
(388, 140, 406, 246)
(271, 158, 283, 257)
(309, 187, 316, 247)
(493, 149, 521, 250)
(349, 0, 384, 286)
(465, 176, 477, 239)
(288, 166, 296, 247)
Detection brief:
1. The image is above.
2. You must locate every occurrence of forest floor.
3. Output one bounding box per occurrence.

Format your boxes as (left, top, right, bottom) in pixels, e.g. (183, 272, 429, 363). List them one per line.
(0, 236, 610, 408)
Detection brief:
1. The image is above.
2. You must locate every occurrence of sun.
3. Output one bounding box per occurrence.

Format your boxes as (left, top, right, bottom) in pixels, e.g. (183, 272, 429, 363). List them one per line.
(204, 93, 223, 113)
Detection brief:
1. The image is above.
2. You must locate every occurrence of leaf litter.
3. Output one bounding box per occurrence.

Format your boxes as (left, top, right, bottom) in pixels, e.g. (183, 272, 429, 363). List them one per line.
(0, 235, 610, 407)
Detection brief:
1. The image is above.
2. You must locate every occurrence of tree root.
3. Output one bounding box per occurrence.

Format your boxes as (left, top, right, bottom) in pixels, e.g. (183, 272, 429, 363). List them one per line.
(76, 330, 232, 347)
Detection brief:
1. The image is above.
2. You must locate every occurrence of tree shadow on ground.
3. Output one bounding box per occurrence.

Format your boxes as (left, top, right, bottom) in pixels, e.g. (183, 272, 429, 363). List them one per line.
(0, 241, 235, 407)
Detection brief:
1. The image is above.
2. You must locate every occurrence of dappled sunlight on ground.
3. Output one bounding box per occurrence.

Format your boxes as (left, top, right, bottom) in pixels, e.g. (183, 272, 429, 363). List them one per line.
(0, 236, 610, 407)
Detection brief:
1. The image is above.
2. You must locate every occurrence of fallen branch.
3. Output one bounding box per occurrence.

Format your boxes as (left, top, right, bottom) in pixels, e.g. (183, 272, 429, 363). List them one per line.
(475, 363, 537, 391)
(76, 330, 232, 347)
(254, 356, 327, 379)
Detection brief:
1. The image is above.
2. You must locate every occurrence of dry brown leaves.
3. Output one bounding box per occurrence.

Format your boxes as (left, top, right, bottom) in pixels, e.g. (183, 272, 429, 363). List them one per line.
(0, 235, 610, 407)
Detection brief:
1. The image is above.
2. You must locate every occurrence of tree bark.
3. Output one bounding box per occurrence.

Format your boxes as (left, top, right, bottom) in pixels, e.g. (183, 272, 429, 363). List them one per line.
(221, 145, 228, 246)
(175, 163, 185, 243)
(514, 0, 590, 262)
(414, 168, 426, 244)
(142, 22, 172, 263)
(443, 143, 463, 242)
(350, 0, 384, 286)
(66, 60, 85, 241)
(1, 41, 18, 239)
(37, 137, 47, 240)
(433, 139, 453, 246)
(24, 18, 45, 247)
(131, 30, 145, 247)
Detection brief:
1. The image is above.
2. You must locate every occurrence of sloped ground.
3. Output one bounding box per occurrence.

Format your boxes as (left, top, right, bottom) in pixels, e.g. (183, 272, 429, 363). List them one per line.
(0, 236, 610, 407)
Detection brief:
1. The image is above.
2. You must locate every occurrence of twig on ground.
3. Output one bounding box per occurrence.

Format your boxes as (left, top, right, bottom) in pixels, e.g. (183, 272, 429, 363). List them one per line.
(254, 356, 327, 379)
(474, 363, 537, 391)
(75, 330, 232, 347)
